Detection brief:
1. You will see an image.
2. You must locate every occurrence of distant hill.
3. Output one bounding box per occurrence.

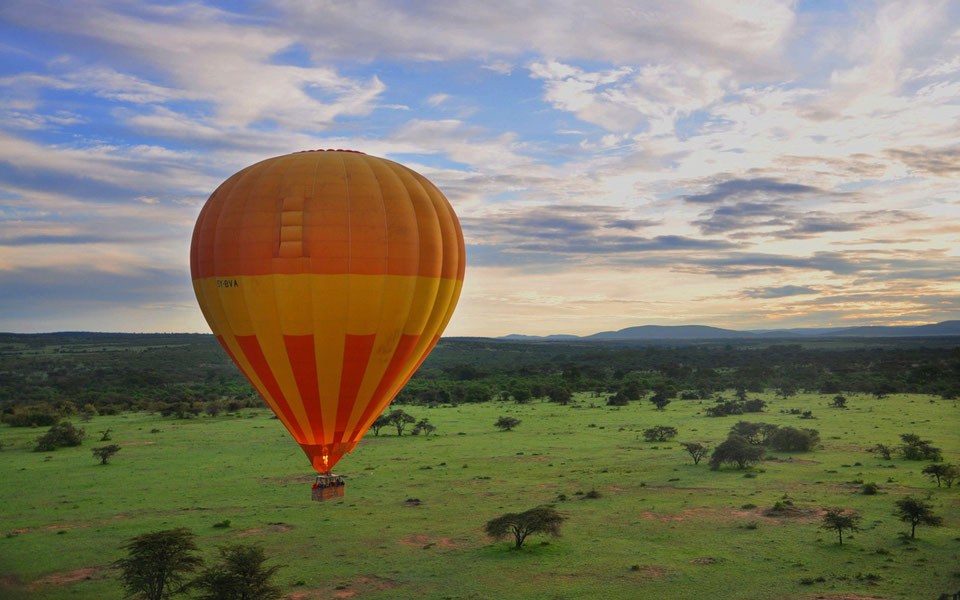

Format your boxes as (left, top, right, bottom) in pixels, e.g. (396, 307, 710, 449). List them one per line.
(585, 325, 745, 340)
(498, 320, 960, 341)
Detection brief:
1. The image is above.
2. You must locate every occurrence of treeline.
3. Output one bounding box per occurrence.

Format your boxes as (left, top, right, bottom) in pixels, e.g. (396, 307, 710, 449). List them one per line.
(1, 335, 959, 421)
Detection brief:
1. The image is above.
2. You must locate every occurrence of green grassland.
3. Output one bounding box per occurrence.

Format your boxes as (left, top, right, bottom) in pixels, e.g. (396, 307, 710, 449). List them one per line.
(1, 392, 958, 600)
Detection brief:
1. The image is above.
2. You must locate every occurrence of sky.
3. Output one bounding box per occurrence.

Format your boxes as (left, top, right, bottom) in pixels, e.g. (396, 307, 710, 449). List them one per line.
(1, 0, 959, 337)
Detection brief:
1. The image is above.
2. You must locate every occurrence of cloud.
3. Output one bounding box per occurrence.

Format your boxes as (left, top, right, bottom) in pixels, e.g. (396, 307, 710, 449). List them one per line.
(682, 178, 821, 204)
(0, 1, 389, 131)
(886, 145, 960, 177)
(275, 0, 795, 72)
(742, 285, 819, 298)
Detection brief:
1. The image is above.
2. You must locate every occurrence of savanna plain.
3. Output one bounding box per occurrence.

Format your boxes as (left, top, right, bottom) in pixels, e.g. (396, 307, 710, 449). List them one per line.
(0, 334, 957, 600)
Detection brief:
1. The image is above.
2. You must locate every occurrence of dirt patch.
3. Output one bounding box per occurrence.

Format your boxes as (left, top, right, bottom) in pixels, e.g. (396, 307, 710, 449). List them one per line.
(512, 455, 550, 462)
(31, 566, 110, 586)
(237, 522, 293, 536)
(766, 457, 820, 465)
(397, 533, 465, 549)
(797, 595, 891, 600)
(690, 557, 725, 565)
(2, 519, 115, 535)
(645, 484, 718, 492)
(285, 575, 400, 599)
(630, 565, 667, 578)
(762, 505, 823, 520)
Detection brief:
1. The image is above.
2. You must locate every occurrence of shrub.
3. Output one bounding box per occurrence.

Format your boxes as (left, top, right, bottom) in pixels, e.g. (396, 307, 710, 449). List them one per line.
(767, 427, 819, 452)
(861, 482, 879, 495)
(92, 444, 121, 464)
(34, 422, 85, 451)
(709, 435, 765, 470)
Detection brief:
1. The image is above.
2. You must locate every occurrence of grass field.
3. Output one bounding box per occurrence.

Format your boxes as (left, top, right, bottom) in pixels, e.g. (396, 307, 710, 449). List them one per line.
(1, 392, 957, 600)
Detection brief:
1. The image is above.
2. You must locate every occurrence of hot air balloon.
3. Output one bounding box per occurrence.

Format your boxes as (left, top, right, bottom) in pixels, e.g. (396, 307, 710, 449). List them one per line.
(190, 150, 464, 496)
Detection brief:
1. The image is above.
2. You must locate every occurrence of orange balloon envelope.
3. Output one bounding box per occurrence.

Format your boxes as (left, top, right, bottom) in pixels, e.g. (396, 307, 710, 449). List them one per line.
(190, 150, 465, 472)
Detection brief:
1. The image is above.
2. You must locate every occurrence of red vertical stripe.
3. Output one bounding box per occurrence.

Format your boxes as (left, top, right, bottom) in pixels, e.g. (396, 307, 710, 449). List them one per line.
(235, 334, 307, 441)
(347, 333, 421, 441)
(397, 334, 440, 392)
(333, 334, 377, 443)
(283, 334, 325, 441)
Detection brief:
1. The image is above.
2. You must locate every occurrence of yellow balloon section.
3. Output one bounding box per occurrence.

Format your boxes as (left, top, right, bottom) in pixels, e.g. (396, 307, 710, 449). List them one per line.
(190, 150, 464, 472)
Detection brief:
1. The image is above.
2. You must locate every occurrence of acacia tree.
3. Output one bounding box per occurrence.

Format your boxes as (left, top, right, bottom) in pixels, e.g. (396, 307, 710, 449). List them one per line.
(921, 463, 956, 487)
(370, 414, 390, 436)
(680, 442, 709, 465)
(709, 435, 765, 470)
(830, 395, 847, 408)
(642, 425, 678, 442)
(873, 443, 893, 460)
(411, 418, 436, 436)
(495, 416, 521, 432)
(114, 528, 203, 600)
(387, 410, 415, 436)
(894, 497, 943, 539)
(484, 505, 565, 549)
(820, 508, 861, 546)
(92, 444, 121, 465)
(649, 393, 671, 410)
(191, 543, 283, 600)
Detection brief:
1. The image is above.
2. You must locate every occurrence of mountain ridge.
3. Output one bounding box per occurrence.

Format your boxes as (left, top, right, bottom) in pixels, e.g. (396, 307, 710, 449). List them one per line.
(498, 320, 960, 341)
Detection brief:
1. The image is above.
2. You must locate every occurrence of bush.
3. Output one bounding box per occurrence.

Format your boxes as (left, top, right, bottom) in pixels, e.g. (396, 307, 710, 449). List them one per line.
(34, 422, 85, 451)
(192, 543, 283, 600)
(861, 482, 879, 495)
(2, 406, 60, 428)
(709, 435, 765, 469)
(767, 427, 819, 452)
(92, 444, 121, 464)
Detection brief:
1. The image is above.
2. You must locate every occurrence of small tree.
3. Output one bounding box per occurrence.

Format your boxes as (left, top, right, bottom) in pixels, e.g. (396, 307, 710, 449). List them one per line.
(411, 418, 436, 436)
(34, 421, 85, 451)
(942, 465, 960, 488)
(830, 395, 847, 408)
(642, 425, 678, 442)
(99, 428, 113, 442)
(511, 386, 532, 404)
(767, 427, 819, 452)
(730, 421, 766, 445)
(495, 416, 521, 432)
(547, 387, 572, 405)
(921, 463, 955, 488)
(191, 543, 283, 600)
(93, 444, 121, 465)
(899, 433, 942, 461)
(680, 442, 709, 465)
(484, 505, 565, 549)
(387, 410, 415, 436)
(204, 401, 223, 418)
(370, 414, 390, 436)
(894, 496, 943, 539)
(606, 393, 629, 406)
(873, 443, 893, 460)
(820, 508, 861, 546)
(114, 528, 203, 600)
(81, 403, 98, 422)
(709, 435, 765, 470)
(649, 393, 671, 410)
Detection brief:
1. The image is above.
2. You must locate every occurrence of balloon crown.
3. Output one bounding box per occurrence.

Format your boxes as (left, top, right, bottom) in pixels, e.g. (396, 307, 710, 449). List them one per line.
(298, 149, 365, 154)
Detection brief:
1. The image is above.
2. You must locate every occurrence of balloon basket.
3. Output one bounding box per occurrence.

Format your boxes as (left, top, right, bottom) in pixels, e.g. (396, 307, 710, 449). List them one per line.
(311, 473, 345, 502)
